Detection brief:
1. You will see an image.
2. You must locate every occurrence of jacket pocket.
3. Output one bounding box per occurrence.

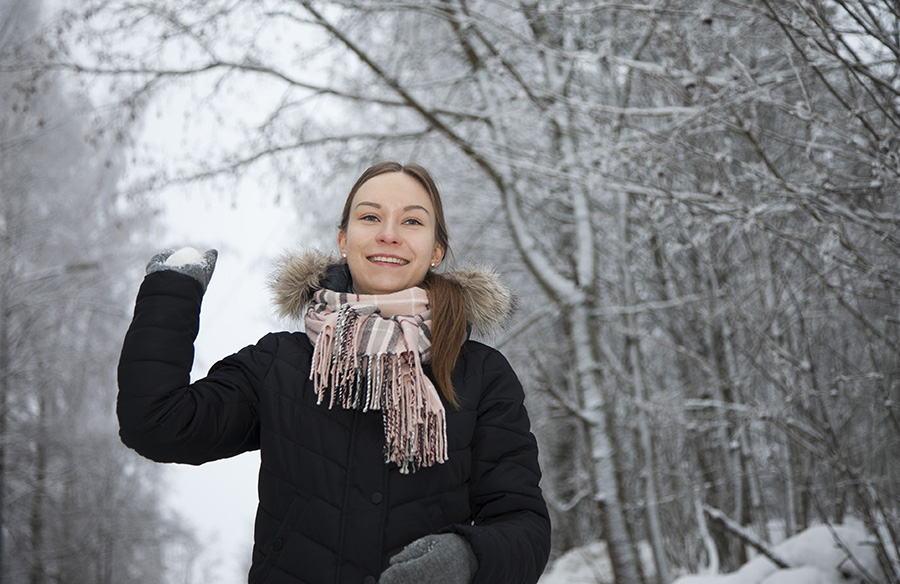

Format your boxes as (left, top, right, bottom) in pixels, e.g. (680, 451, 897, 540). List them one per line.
(249, 491, 311, 584)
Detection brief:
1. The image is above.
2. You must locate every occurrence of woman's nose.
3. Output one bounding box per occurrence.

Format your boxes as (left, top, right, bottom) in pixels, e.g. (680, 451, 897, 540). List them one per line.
(377, 224, 400, 244)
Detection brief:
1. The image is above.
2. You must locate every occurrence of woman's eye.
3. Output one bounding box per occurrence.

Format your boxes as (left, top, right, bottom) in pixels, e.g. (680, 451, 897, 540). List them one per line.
(404, 218, 423, 226)
(360, 215, 379, 222)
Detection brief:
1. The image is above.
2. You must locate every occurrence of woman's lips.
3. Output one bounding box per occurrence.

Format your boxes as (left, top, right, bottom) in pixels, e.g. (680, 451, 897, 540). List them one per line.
(367, 255, 409, 265)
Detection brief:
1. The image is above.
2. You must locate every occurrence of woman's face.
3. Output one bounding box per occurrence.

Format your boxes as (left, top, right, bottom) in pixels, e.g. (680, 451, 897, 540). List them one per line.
(338, 172, 444, 295)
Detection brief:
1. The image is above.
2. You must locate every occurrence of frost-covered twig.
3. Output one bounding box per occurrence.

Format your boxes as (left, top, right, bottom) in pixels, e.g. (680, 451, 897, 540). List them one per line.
(694, 487, 719, 574)
(820, 521, 881, 584)
(859, 485, 900, 583)
(702, 504, 790, 569)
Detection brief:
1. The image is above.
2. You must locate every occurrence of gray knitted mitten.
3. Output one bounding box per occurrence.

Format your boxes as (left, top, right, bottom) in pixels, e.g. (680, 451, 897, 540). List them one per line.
(145, 247, 218, 292)
(379, 534, 477, 584)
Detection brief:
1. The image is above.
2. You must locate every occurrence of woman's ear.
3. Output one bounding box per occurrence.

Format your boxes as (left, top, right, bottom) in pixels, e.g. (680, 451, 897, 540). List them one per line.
(431, 244, 445, 267)
(337, 231, 347, 257)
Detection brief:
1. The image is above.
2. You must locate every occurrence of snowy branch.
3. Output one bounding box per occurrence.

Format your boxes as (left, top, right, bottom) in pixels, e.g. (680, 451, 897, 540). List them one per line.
(122, 130, 435, 195)
(41, 60, 485, 122)
(702, 505, 791, 569)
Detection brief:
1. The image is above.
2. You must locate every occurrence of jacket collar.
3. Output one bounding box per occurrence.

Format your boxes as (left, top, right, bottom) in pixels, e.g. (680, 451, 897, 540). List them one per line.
(270, 249, 513, 335)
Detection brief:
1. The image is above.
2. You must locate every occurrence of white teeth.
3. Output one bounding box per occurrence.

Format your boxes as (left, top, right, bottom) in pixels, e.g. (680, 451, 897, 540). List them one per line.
(369, 256, 408, 265)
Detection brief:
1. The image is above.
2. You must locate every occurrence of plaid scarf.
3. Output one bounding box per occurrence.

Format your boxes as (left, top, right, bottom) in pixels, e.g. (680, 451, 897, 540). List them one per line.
(304, 287, 447, 474)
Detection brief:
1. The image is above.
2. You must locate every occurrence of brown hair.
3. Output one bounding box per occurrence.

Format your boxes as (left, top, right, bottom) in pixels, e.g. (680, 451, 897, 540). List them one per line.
(339, 162, 467, 408)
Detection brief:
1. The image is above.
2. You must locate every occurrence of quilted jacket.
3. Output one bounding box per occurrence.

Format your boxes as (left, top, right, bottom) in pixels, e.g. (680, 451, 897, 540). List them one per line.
(117, 254, 550, 584)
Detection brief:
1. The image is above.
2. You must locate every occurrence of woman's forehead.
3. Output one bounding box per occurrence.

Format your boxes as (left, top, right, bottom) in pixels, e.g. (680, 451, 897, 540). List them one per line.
(353, 172, 433, 211)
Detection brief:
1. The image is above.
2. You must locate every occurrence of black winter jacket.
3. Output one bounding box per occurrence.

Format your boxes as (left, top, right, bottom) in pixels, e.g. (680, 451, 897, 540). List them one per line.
(117, 255, 550, 584)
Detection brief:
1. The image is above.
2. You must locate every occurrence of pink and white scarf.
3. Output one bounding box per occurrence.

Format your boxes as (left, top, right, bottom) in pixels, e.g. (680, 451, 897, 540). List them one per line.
(304, 287, 447, 473)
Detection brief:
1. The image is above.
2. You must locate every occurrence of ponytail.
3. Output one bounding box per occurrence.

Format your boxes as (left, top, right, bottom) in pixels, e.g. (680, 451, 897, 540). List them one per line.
(422, 272, 467, 409)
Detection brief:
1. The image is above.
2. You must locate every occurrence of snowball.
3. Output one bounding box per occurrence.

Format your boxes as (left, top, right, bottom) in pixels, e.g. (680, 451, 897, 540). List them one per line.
(165, 247, 204, 267)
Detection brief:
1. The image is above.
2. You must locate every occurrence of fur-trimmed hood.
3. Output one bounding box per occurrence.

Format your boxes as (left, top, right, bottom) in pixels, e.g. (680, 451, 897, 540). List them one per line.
(270, 250, 513, 335)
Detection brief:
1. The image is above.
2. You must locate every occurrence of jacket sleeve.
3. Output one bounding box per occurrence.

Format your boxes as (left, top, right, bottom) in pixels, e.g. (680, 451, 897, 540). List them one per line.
(116, 270, 265, 465)
(448, 348, 551, 584)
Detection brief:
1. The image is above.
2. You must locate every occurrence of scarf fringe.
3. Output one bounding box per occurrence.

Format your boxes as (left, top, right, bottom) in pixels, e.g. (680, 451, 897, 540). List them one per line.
(309, 303, 448, 474)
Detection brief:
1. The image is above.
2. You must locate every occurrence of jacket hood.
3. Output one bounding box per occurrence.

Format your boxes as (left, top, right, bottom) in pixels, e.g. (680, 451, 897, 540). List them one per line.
(270, 249, 514, 335)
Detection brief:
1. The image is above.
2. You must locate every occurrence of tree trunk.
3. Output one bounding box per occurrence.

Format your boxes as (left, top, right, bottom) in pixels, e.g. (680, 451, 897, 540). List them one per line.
(619, 192, 670, 584)
(569, 306, 644, 584)
(0, 227, 9, 584)
(0, 309, 6, 584)
(29, 390, 48, 584)
(783, 440, 797, 538)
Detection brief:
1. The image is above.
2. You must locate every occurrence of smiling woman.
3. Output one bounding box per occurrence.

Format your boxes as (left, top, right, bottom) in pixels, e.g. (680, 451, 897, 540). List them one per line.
(335, 163, 467, 413)
(338, 169, 445, 295)
(116, 161, 551, 584)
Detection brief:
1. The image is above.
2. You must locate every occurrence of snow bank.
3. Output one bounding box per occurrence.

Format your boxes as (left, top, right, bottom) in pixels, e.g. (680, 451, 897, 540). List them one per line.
(675, 521, 885, 584)
(539, 541, 655, 584)
(541, 521, 886, 584)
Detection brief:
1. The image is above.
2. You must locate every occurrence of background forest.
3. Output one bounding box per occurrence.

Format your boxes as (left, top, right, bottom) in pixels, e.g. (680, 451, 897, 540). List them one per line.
(2, 1, 899, 583)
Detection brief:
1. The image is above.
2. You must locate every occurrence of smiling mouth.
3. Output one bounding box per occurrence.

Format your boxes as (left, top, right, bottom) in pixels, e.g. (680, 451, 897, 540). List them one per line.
(368, 255, 409, 265)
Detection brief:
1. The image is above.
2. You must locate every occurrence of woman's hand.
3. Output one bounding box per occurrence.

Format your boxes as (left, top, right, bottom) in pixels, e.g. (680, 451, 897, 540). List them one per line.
(379, 534, 477, 584)
(145, 247, 218, 292)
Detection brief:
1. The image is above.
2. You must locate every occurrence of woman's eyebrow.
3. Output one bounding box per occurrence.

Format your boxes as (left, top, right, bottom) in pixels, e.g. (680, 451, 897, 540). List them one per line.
(354, 201, 430, 215)
(404, 205, 430, 215)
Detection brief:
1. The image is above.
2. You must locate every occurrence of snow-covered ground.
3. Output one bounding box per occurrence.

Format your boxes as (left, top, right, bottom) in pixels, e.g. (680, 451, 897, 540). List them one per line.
(539, 520, 889, 584)
(539, 540, 656, 584)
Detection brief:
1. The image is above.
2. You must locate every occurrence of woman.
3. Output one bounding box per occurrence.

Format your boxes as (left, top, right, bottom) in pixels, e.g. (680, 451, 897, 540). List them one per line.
(117, 161, 551, 584)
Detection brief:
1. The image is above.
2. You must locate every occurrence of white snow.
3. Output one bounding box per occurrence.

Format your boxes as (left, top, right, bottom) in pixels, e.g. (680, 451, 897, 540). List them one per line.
(164, 246, 204, 266)
(540, 521, 887, 584)
(759, 566, 839, 584)
(539, 541, 656, 584)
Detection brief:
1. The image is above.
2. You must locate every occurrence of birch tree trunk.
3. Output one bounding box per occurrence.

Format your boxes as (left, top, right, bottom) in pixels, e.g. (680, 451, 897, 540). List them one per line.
(0, 244, 8, 584)
(568, 306, 644, 584)
(29, 390, 47, 584)
(619, 191, 670, 584)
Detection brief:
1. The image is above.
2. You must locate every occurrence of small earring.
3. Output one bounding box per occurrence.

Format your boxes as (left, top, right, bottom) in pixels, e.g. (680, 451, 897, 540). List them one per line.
(341, 252, 347, 259)
(431, 262, 436, 268)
